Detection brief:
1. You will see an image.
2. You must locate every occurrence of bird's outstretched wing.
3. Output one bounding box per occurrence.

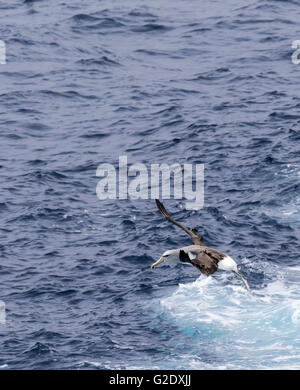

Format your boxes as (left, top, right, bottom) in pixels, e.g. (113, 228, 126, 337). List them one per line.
(155, 199, 205, 245)
(179, 248, 221, 275)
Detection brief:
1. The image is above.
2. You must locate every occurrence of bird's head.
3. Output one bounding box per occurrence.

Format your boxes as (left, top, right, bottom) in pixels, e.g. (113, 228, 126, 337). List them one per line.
(151, 249, 180, 269)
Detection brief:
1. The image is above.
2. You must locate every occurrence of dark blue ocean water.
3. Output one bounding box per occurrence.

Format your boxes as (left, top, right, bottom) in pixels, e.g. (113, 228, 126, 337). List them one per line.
(0, 0, 299, 369)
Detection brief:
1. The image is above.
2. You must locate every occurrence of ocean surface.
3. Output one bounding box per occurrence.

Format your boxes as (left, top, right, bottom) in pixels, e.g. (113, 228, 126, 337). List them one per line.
(0, 0, 299, 370)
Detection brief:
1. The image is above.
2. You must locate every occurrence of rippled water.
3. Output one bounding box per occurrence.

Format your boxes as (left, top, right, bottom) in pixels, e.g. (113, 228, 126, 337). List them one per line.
(0, 0, 299, 369)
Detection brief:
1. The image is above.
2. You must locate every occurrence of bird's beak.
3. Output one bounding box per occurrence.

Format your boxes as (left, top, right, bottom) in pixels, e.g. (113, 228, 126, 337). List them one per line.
(234, 270, 250, 291)
(151, 257, 164, 269)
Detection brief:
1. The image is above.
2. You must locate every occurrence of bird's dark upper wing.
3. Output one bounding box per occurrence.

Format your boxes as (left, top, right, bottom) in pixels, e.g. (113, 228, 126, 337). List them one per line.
(155, 199, 205, 245)
(179, 247, 224, 275)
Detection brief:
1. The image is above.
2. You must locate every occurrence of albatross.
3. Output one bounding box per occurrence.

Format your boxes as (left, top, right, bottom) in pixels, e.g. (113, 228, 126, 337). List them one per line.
(151, 199, 250, 291)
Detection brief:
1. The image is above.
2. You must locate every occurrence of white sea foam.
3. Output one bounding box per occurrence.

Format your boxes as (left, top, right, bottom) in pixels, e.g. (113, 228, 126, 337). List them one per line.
(270, 164, 300, 224)
(81, 264, 300, 370)
(152, 262, 300, 369)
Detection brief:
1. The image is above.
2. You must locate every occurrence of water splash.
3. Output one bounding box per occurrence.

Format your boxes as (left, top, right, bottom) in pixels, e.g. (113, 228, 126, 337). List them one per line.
(153, 265, 300, 369)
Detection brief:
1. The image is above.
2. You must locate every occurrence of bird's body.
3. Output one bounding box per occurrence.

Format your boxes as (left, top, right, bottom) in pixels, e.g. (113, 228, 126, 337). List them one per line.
(151, 199, 250, 291)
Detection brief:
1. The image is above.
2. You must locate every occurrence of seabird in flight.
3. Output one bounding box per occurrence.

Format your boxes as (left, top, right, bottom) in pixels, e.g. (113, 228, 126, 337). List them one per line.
(151, 199, 250, 291)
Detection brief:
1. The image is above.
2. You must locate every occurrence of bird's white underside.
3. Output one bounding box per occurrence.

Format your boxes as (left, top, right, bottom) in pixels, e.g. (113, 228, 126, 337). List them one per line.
(218, 255, 238, 272)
